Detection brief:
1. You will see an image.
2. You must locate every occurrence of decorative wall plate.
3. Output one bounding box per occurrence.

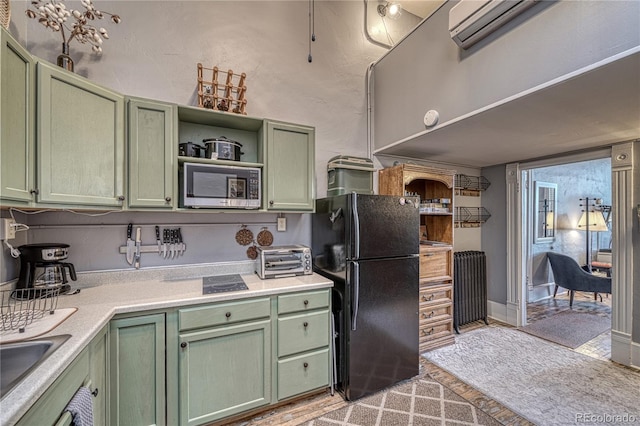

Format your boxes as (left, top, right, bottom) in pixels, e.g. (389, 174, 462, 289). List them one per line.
(235, 226, 253, 246)
(256, 227, 273, 246)
(246, 245, 258, 260)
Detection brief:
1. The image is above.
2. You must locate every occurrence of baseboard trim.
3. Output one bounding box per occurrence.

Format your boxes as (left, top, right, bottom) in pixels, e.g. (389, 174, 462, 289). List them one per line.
(632, 340, 640, 370)
(487, 300, 508, 324)
(611, 329, 632, 366)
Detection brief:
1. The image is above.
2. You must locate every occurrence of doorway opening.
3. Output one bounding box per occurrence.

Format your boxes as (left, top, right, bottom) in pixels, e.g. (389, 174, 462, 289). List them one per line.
(520, 156, 612, 359)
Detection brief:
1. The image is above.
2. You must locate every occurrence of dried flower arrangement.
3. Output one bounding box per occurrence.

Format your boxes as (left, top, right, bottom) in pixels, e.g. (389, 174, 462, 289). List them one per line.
(25, 0, 120, 69)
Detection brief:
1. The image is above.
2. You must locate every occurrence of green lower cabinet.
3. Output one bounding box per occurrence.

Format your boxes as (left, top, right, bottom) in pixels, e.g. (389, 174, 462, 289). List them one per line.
(178, 319, 272, 426)
(277, 348, 330, 401)
(110, 313, 166, 426)
(16, 328, 108, 426)
(16, 347, 89, 426)
(89, 326, 109, 426)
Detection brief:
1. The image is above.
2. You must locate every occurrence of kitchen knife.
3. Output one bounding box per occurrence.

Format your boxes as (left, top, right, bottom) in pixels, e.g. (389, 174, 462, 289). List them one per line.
(156, 226, 162, 256)
(177, 228, 185, 256)
(134, 227, 142, 269)
(163, 229, 169, 259)
(170, 229, 177, 259)
(125, 223, 135, 265)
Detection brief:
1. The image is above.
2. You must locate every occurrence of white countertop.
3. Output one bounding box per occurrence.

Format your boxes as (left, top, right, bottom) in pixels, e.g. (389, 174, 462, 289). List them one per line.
(0, 267, 333, 425)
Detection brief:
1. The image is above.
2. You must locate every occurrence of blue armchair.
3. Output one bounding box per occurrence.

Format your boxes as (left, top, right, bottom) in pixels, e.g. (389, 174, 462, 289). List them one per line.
(546, 252, 612, 307)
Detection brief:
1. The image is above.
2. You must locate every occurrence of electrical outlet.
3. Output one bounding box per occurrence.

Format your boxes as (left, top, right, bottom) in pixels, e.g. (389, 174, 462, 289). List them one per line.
(1, 218, 17, 240)
(277, 217, 287, 232)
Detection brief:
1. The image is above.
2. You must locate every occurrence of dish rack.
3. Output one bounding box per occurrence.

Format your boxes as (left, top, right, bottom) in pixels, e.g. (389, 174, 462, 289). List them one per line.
(196, 63, 247, 114)
(0, 288, 60, 333)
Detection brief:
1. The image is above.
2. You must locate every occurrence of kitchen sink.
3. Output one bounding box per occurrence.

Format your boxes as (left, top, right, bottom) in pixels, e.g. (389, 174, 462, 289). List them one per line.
(0, 334, 70, 398)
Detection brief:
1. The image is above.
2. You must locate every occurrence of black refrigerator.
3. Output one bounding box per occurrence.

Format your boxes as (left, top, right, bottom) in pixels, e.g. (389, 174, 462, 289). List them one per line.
(312, 193, 419, 401)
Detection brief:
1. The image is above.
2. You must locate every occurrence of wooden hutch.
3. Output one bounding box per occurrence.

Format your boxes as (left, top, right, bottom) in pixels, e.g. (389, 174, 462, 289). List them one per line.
(379, 164, 455, 352)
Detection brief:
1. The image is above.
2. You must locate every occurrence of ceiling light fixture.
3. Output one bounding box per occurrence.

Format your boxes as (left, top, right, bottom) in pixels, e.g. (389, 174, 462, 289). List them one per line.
(377, 2, 402, 19)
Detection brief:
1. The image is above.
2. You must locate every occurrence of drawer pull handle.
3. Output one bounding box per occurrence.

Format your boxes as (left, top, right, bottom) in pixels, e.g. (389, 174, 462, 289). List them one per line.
(180, 342, 187, 348)
(303, 300, 309, 306)
(423, 311, 435, 319)
(303, 362, 309, 369)
(91, 388, 99, 397)
(303, 321, 309, 328)
(422, 294, 435, 302)
(225, 312, 231, 318)
(423, 327, 435, 336)
(165, 196, 172, 202)
(423, 253, 434, 257)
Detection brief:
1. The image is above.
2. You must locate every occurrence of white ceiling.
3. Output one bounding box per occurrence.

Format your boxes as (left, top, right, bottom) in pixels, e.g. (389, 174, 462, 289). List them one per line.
(400, 1, 445, 19)
(374, 50, 640, 167)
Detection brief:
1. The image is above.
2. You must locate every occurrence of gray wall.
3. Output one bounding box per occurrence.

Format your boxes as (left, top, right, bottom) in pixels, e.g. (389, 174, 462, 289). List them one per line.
(480, 164, 507, 304)
(372, 0, 640, 150)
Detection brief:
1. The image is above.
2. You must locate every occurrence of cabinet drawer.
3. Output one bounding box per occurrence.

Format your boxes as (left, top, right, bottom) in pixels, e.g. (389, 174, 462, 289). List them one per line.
(278, 290, 329, 315)
(419, 302, 452, 324)
(179, 298, 270, 331)
(420, 286, 452, 308)
(278, 310, 329, 357)
(419, 247, 451, 279)
(277, 348, 329, 400)
(419, 318, 453, 342)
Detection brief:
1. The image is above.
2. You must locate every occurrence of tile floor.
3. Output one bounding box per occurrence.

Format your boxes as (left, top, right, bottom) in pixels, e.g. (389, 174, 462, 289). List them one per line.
(233, 291, 613, 425)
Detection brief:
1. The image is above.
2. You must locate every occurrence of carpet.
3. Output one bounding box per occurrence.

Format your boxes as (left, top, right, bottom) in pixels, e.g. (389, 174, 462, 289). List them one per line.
(423, 327, 640, 426)
(306, 377, 503, 426)
(520, 310, 610, 349)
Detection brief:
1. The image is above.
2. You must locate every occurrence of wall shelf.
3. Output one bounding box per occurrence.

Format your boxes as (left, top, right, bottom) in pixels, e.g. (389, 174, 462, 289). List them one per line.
(454, 206, 491, 227)
(454, 174, 491, 196)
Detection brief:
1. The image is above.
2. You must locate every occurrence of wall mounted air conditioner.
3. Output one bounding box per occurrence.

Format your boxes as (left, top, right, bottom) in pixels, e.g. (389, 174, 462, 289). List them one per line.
(449, 0, 538, 49)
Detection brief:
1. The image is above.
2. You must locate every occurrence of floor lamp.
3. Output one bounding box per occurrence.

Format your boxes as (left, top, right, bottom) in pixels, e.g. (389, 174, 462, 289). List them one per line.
(577, 197, 609, 271)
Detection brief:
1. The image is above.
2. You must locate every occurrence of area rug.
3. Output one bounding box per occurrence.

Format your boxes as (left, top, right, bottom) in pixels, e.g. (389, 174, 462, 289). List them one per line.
(306, 377, 503, 426)
(519, 310, 610, 348)
(423, 327, 640, 425)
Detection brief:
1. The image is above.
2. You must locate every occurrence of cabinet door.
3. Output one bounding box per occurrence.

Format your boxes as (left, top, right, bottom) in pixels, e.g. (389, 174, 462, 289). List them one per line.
(89, 326, 109, 426)
(16, 348, 89, 426)
(110, 314, 166, 426)
(37, 61, 125, 207)
(0, 28, 35, 203)
(265, 121, 314, 211)
(179, 319, 271, 425)
(127, 98, 175, 208)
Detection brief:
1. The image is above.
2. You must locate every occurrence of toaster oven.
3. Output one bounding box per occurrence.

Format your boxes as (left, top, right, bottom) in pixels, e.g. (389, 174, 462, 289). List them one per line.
(255, 245, 312, 279)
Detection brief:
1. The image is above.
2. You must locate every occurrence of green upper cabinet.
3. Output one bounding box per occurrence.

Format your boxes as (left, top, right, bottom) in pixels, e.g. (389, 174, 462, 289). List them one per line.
(37, 61, 125, 207)
(0, 28, 36, 204)
(265, 121, 315, 212)
(127, 97, 175, 209)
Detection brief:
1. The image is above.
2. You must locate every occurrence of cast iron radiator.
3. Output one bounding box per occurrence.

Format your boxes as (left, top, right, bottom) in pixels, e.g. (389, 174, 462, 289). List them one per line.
(453, 251, 489, 333)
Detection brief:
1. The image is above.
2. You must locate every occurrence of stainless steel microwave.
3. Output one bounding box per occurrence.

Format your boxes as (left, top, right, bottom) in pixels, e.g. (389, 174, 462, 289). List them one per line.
(180, 162, 261, 209)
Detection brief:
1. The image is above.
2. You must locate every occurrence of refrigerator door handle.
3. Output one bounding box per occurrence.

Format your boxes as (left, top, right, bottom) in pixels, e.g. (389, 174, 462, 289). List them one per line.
(351, 193, 360, 259)
(351, 261, 360, 331)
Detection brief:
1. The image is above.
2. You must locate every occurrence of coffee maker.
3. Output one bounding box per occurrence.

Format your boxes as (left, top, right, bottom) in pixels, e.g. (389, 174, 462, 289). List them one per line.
(16, 243, 77, 297)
